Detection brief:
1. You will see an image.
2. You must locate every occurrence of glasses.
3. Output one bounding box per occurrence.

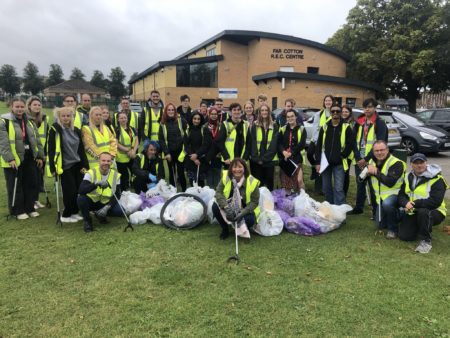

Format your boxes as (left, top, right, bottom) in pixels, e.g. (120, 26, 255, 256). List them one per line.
(331, 110, 341, 114)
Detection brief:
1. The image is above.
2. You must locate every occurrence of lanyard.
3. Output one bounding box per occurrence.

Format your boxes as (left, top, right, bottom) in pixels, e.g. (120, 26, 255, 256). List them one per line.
(21, 119, 26, 141)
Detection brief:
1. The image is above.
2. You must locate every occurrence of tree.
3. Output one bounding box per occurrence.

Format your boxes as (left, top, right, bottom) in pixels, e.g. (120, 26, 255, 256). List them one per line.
(108, 67, 126, 99)
(22, 61, 44, 95)
(327, 0, 450, 113)
(0, 64, 21, 96)
(70, 67, 85, 80)
(90, 70, 107, 89)
(46, 64, 64, 87)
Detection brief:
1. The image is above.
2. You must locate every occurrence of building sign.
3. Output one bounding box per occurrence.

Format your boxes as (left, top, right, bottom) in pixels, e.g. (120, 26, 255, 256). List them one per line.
(271, 48, 304, 60)
(219, 88, 238, 99)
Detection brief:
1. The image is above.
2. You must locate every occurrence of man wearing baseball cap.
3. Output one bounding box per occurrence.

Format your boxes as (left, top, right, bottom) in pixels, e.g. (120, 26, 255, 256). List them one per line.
(398, 153, 448, 253)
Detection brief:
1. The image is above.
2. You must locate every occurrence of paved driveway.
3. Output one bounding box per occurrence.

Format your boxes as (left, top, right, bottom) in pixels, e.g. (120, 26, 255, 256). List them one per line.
(420, 152, 450, 198)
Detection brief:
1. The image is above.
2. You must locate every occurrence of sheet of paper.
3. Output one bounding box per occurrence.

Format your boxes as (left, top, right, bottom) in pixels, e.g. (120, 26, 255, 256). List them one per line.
(319, 152, 329, 174)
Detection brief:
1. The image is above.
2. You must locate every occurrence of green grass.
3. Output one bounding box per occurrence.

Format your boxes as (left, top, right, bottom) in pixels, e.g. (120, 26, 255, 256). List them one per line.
(1, 100, 450, 337)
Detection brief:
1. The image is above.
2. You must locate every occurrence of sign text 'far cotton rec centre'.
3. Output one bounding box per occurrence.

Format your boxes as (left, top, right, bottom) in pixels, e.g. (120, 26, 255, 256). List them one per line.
(129, 30, 381, 108)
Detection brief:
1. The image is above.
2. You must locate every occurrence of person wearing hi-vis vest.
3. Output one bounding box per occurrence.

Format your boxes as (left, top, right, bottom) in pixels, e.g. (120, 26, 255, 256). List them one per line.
(315, 104, 354, 206)
(140, 90, 164, 142)
(365, 140, 406, 239)
(0, 98, 44, 220)
(349, 98, 388, 216)
(74, 93, 91, 129)
(249, 103, 279, 191)
(158, 103, 188, 191)
(212, 158, 260, 240)
(132, 140, 165, 193)
(47, 107, 89, 223)
(77, 152, 123, 232)
(82, 106, 117, 169)
(397, 153, 448, 253)
(217, 102, 251, 169)
(114, 111, 138, 191)
(26, 96, 48, 210)
(112, 97, 139, 134)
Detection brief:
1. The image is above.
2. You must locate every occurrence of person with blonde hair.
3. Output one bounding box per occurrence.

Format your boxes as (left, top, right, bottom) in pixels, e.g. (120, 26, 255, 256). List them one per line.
(47, 107, 88, 223)
(82, 106, 117, 169)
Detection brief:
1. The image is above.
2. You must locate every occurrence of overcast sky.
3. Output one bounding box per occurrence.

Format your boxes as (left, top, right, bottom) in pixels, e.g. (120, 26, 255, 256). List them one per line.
(1, 0, 356, 81)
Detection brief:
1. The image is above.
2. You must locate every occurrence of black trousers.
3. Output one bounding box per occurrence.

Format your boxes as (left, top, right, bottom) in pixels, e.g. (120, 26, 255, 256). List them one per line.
(399, 208, 445, 242)
(60, 163, 83, 217)
(134, 176, 149, 194)
(117, 161, 133, 191)
(168, 151, 186, 191)
(4, 152, 37, 215)
(343, 159, 352, 198)
(33, 165, 44, 202)
(250, 161, 274, 191)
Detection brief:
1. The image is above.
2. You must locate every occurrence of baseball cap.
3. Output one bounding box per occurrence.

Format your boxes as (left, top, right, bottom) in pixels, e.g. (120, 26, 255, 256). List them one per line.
(410, 153, 427, 163)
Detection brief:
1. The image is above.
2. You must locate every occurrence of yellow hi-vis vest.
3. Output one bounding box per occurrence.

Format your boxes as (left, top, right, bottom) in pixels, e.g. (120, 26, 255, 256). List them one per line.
(404, 174, 448, 216)
(116, 126, 136, 163)
(37, 115, 48, 148)
(222, 120, 249, 162)
(356, 122, 376, 157)
(321, 122, 350, 171)
(279, 125, 306, 164)
(144, 107, 162, 141)
(255, 125, 279, 162)
(221, 172, 260, 219)
(114, 111, 139, 131)
(369, 155, 406, 204)
(319, 110, 331, 128)
(83, 125, 112, 168)
(74, 109, 85, 129)
(45, 126, 63, 177)
(136, 153, 169, 183)
(178, 125, 203, 162)
(0, 118, 21, 167)
(86, 167, 120, 204)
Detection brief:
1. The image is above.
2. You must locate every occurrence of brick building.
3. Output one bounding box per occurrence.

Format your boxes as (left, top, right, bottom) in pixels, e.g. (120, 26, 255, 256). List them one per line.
(129, 30, 380, 109)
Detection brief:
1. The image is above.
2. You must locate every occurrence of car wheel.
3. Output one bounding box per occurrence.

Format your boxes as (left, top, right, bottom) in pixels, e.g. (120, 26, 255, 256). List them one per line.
(401, 137, 418, 155)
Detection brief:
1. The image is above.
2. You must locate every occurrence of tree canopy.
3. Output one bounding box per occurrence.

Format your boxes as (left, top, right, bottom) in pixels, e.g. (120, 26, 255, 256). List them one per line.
(327, 0, 450, 112)
(70, 67, 85, 80)
(22, 61, 44, 95)
(108, 67, 127, 99)
(46, 64, 64, 87)
(0, 64, 21, 96)
(90, 70, 108, 89)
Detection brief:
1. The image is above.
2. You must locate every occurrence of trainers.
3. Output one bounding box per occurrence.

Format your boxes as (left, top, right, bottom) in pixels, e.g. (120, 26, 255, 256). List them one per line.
(29, 211, 40, 218)
(84, 221, 94, 232)
(61, 216, 77, 223)
(220, 230, 230, 240)
(385, 230, 397, 239)
(17, 213, 29, 220)
(95, 213, 109, 224)
(348, 208, 363, 215)
(34, 201, 45, 209)
(415, 240, 432, 254)
(71, 214, 83, 221)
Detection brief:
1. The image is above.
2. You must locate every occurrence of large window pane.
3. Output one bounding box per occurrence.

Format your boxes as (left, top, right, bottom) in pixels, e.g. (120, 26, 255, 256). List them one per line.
(176, 62, 218, 87)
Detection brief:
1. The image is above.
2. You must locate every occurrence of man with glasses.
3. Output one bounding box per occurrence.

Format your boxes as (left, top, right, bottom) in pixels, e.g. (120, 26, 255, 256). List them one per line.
(350, 98, 388, 216)
(366, 140, 406, 239)
(315, 104, 354, 205)
(62, 94, 77, 108)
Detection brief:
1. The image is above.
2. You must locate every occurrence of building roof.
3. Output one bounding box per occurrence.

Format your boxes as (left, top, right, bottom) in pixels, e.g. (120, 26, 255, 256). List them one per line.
(129, 30, 350, 84)
(44, 79, 107, 93)
(252, 71, 382, 92)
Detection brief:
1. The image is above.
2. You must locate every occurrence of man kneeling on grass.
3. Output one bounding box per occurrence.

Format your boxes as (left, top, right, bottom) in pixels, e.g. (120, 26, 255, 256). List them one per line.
(397, 153, 448, 253)
(77, 152, 123, 232)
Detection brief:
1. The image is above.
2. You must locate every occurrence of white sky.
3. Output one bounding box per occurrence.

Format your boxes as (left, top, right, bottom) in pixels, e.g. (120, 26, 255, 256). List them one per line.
(0, 0, 356, 81)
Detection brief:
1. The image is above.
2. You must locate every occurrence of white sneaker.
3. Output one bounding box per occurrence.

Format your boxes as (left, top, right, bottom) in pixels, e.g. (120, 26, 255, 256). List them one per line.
(34, 201, 45, 209)
(71, 214, 83, 221)
(61, 216, 77, 223)
(29, 211, 40, 218)
(17, 213, 29, 220)
(415, 240, 432, 254)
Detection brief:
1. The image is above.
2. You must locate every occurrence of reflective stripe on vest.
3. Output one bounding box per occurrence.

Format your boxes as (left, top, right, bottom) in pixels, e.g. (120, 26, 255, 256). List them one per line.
(222, 121, 249, 161)
(321, 122, 350, 171)
(144, 107, 162, 141)
(45, 126, 63, 177)
(116, 126, 136, 163)
(37, 115, 48, 148)
(114, 111, 139, 131)
(256, 126, 278, 161)
(356, 123, 376, 156)
(86, 167, 120, 204)
(0, 118, 21, 168)
(370, 155, 406, 203)
(84, 125, 112, 166)
(74, 111, 84, 129)
(221, 172, 260, 219)
(404, 174, 448, 217)
(279, 125, 306, 164)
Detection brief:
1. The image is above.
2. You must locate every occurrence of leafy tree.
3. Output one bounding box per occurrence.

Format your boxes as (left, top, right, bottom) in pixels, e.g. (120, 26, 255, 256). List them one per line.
(108, 67, 126, 99)
(22, 61, 44, 95)
(46, 64, 64, 87)
(0, 64, 21, 96)
(90, 70, 107, 89)
(327, 0, 450, 113)
(70, 67, 85, 80)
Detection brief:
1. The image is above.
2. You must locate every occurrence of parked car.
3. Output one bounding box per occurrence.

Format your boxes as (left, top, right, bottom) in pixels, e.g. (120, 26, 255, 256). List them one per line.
(272, 108, 320, 145)
(415, 108, 450, 133)
(117, 102, 143, 114)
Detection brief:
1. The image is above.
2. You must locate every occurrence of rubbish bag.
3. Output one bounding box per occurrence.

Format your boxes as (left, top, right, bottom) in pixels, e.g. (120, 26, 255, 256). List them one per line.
(139, 193, 165, 210)
(119, 191, 143, 215)
(129, 207, 153, 225)
(285, 216, 322, 236)
(185, 186, 216, 206)
(254, 210, 283, 236)
(160, 193, 207, 230)
(276, 198, 295, 216)
(275, 209, 291, 226)
(148, 203, 164, 225)
(259, 187, 274, 211)
(207, 199, 218, 224)
(145, 179, 177, 199)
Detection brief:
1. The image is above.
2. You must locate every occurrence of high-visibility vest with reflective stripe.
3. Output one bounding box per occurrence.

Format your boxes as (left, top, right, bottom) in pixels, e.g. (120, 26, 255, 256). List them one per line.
(45, 126, 63, 177)
(144, 107, 162, 141)
(83, 125, 112, 168)
(369, 155, 406, 204)
(37, 115, 48, 148)
(86, 167, 120, 204)
(321, 122, 350, 171)
(255, 125, 279, 162)
(222, 121, 249, 162)
(136, 153, 169, 183)
(74, 107, 87, 129)
(0, 118, 21, 167)
(221, 171, 260, 219)
(116, 126, 136, 163)
(279, 125, 306, 163)
(356, 122, 376, 157)
(319, 110, 331, 127)
(159, 118, 184, 156)
(178, 125, 203, 162)
(404, 174, 448, 217)
(114, 111, 139, 131)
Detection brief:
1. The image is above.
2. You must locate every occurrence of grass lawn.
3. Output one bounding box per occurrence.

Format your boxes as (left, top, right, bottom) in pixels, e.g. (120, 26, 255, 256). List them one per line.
(0, 101, 449, 337)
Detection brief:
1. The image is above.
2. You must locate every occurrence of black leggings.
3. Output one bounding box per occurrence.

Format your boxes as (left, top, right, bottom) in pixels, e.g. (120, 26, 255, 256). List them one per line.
(250, 161, 274, 191)
(168, 152, 186, 191)
(117, 160, 133, 191)
(60, 163, 83, 217)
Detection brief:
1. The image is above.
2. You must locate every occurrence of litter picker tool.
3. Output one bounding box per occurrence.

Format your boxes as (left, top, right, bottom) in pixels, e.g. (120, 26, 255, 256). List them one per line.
(55, 174, 62, 226)
(43, 178, 51, 208)
(108, 182, 133, 232)
(227, 178, 242, 265)
(7, 170, 19, 220)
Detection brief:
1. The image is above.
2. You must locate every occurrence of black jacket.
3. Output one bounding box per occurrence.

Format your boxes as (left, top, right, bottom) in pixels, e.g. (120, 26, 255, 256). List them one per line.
(132, 153, 165, 183)
(183, 124, 211, 173)
(315, 120, 354, 166)
(217, 119, 251, 161)
(353, 115, 388, 162)
(250, 122, 279, 166)
(277, 124, 307, 164)
(158, 118, 187, 155)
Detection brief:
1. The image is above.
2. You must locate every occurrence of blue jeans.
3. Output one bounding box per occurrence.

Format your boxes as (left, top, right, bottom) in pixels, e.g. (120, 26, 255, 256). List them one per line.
(321, 164, 345, 205)
(375, 195, 400, 232)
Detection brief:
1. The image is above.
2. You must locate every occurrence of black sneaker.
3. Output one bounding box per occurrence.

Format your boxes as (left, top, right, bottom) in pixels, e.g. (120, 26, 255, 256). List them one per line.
(84, 221, 94, 232)
(95, 213, 109, 224)
(220, 230, 230, 240)
(348, 208, 364, 215)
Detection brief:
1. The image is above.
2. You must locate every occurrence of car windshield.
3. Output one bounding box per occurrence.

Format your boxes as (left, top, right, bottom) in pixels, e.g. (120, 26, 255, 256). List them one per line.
(394, 112, 426, 126)
(378, 114, 395, 123)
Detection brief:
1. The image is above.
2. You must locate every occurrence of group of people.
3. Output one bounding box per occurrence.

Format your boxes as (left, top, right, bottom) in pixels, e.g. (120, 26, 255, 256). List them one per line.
(0, 92, 447, 253)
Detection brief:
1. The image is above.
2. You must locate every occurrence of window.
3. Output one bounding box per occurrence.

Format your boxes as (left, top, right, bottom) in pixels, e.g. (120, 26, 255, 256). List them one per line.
(346, 98, 356, 107)
(307, 67, 319, 74)
(434, 110, 450, 120)
(206, 48, 216, 56)
(280, 66, 294, 72)
(272, 97, 278, 110)
(334, 97, 342, 105)
(416, 110, 433, 120)
(176, 62, 218, 88)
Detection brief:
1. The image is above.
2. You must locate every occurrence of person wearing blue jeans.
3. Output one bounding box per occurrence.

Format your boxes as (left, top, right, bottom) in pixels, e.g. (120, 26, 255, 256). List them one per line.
(321, 164, 346, 205)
